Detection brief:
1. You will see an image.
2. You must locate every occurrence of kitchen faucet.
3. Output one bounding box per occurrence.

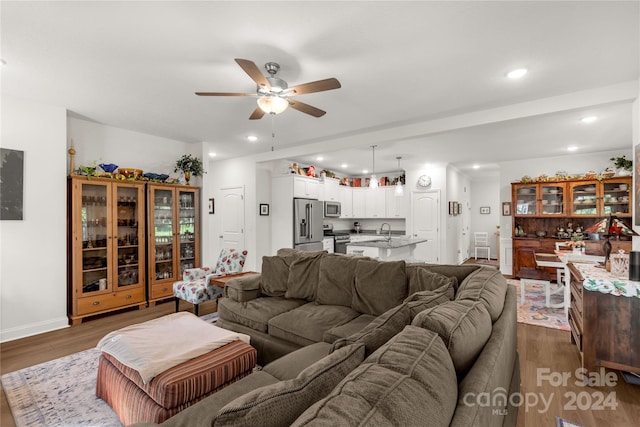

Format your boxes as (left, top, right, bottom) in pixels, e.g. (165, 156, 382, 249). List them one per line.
(380, 223, 392, 241)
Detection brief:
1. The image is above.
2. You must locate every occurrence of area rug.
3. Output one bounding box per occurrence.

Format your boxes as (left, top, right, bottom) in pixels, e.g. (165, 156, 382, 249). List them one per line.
(1, 312, 219, 427)
(507, 279, 570, 331)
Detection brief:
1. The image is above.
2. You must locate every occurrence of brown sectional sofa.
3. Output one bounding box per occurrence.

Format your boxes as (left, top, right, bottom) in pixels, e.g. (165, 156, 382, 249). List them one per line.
(133, 249, 519, 427)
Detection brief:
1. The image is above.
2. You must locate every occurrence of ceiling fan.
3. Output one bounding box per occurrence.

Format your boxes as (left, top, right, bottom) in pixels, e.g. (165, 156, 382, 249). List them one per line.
(196, 58, 341, 120)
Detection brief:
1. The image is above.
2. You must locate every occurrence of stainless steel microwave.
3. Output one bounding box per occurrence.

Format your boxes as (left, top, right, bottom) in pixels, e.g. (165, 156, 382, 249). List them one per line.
(324, 201, 341, 218)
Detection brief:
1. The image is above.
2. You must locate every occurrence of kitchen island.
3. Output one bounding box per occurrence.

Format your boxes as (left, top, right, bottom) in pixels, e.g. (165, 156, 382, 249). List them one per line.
(346, 237, 428, 261)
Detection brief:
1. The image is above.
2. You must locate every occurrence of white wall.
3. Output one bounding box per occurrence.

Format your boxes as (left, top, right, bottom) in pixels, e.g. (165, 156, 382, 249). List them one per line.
(1, 96, 68, 342)
(470, 176, 500, 259)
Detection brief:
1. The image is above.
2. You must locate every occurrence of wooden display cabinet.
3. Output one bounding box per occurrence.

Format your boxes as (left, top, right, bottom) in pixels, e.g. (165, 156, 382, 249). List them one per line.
(68, 176, 146, 325)
(568, 178, 631, 218)
(147, 184, 200, 305)
(513, 182, 566, 217)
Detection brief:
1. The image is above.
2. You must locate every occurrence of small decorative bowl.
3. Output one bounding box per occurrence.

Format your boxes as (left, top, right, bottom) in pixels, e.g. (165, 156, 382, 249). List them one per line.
(99, 163, 118, 173)
(119, 168, 143, 178)
(535, 231, 547, 237)
(157, 174, 169, 182)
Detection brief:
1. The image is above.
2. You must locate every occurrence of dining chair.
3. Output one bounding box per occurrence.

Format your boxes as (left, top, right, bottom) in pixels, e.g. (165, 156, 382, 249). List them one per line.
(474, 232, 490, 260)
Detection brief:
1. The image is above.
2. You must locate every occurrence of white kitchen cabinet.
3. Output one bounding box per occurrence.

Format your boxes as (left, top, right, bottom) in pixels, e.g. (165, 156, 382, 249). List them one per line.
(293, 176, 321, 199)
(385, 187, 408, 218)
(365, 188, 386, 218)
(352, 188, 367, 218)
(339, 186, 353, 218)
(322, 178, 340, 202)
(322, 237, 335, 253)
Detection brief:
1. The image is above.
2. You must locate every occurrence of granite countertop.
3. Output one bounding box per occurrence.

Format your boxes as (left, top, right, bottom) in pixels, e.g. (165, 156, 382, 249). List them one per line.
(347, 237, 428, 249)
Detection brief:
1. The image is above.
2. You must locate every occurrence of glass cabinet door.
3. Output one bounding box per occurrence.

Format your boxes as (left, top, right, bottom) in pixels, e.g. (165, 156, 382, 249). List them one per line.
(570, 182, 598, 216)
(114, 185, 142, 288)
(514, 184, 538, 215)
(178, 190, 198, 276)
(80, 183, 109, 295)
(152, 188, 175, 281)
(540, 183, 565, 215)
(603, 180, 631, 217)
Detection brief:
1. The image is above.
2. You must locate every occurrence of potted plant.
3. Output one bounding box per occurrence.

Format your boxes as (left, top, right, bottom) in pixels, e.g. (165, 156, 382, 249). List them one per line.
(610, 155, 632, 176)
(174, 154, 204, 185)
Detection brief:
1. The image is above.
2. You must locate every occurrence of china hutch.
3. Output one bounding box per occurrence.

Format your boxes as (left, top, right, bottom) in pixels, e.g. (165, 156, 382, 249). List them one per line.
(68, 177, 200, 324)
(67, 176, 147, 325)
(511, 176, 632, 278)
(146, 184, 200, 305)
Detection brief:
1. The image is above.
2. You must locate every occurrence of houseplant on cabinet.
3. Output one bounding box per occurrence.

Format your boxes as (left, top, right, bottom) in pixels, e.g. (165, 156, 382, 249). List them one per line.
(610, 155, 632, 176)
(174, 154, 204, 185)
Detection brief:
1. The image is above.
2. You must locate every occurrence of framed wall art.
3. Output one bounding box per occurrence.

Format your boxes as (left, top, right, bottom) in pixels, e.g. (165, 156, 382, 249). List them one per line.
(449, 201, 457, 216)
(0, 148, 24, 220)
(480, 206, 490, 214)
(502, 202, 512, 216)
(260, 203, 270, 216)
(208, 198, 215, 214)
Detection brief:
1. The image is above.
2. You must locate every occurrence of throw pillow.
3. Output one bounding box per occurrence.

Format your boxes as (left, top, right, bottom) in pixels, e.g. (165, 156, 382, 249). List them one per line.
(316, 254, 359, 307)
(260, 256, 289, 296)
(406, 265, 458, 295)
(284, 252, 325, 301)
(404, 282, 454, 318)
(213, 343, 365, 427)
(214, 248, 247, 275)
(331, 303, 411, 356)
(455, 267, 507, 321)
(411, 300, 492, 378)
(351, 259, 407, 316)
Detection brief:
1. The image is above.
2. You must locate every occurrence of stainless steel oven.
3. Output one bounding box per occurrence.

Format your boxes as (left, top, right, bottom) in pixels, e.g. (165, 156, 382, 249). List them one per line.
(323, 201, 341, 218)
(333, 233, 350, 254)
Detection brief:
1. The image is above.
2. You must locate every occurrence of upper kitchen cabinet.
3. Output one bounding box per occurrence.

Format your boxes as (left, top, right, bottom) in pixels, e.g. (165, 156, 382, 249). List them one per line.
(321, 178, 340, 202)
(68, 176, 146, 325)
(293, 176, 321, 199)
(147, 184, 200, 305)
(385, 187, 408, 218)
(569, 177, 632, 218)
(339, 186, 353, 218)
(513, 182, 566, 217)
(352, 188, 367, 218)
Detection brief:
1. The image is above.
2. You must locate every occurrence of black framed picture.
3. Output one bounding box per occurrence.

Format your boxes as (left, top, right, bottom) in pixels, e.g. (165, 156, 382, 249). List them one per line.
(449, 201, 456, 216)
(0, 148, 24, 220)
(456, 203, 462, 215)
(208, 198, 214, 214)
(480, 206, 490, 214)
(502, 202, 512, 216)
(260, 203, 269, 216)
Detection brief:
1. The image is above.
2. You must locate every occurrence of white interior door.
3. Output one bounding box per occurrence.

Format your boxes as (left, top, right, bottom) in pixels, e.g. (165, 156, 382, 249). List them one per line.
(411, 190, 440, 263)
(219, 187, 245, 250)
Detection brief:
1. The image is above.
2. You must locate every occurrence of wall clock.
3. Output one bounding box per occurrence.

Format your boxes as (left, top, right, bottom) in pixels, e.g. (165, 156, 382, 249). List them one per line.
(417, 175, 432, 188)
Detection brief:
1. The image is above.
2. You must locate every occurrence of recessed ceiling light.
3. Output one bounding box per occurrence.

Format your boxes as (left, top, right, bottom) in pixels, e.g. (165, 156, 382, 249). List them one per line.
(316, 156, 324, 161)
(567, 146, 578, 152)
(341, 164, 348, 168)
(247, 135, 258, 142)
(473, 164, 480, 169)
(507, 68, 528, 79)
(580, 116, 597, 124)
(362, 169, 368, 174)
(208, 152, 217, 157)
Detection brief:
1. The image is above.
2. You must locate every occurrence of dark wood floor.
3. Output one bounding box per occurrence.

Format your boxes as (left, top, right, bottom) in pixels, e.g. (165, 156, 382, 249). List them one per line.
(2, 298, 639, 427)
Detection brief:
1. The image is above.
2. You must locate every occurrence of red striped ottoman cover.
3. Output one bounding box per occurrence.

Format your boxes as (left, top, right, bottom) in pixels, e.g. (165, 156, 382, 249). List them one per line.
(96, 340, 256, 425)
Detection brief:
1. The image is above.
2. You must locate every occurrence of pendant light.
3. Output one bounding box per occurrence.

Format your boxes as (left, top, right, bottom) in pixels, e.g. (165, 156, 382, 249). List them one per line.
(395, 156, 404, 196)
(369, 145, 378, 189)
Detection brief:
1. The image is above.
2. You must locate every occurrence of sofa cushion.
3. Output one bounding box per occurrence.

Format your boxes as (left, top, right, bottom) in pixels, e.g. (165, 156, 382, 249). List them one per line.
(322, 314, 376, 344)
(263, 342, 333, 381)
(260, 256, 290, 297)
(268, 303, 361, 347)
(351, 259, 407, 316)
(213, 343, 365, 427)
(218, 297, 306, 333)
(331, 303, 410, 356)
(411, 300, 492, 378)
(406, 265, 458, 295)
(404, 282, 455, 318)
(292, 326, 457, 426)
(285, 253, 325, 301)
(316, 254, 359, 307)
(224, 274, 261, 302)
(455, 267, 507, 322)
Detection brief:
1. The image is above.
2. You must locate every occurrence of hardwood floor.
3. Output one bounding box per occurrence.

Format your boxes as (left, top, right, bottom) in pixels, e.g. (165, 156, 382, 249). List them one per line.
(2, 299, 639, 427)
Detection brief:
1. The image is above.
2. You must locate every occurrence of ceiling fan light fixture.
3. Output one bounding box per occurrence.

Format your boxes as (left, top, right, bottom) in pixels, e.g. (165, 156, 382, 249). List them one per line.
(257, 95, 289, 115)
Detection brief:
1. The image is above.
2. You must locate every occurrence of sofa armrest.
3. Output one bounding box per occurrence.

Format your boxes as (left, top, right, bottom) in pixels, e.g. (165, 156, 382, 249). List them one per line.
(225, 274, 262, 302)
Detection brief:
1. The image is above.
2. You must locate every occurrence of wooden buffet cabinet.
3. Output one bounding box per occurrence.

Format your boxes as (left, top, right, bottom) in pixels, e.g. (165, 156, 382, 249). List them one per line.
(67, 176, 200, 324)
(567, 262, 640, 374)
(511, 176, 632, 278)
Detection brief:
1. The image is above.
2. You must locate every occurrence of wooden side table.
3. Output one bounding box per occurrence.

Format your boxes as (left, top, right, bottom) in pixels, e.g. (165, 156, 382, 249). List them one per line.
(210, 271, 258, 288)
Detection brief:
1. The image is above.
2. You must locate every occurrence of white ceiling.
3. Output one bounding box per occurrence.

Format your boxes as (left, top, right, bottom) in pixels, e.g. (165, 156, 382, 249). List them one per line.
(2, 1, 638, 177)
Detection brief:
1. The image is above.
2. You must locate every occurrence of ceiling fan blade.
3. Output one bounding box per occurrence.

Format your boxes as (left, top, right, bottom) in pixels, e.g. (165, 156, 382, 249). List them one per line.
(195, 92, 256, 96)
(249, 107, 266, 120)
(235, 58, 271, 90)
(288, 99, 326, 117)
(287, 78, 341, 95)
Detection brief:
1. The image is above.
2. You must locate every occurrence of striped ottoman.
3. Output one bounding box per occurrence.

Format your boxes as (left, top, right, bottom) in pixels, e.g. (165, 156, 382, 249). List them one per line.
(96, 340, 256, 425)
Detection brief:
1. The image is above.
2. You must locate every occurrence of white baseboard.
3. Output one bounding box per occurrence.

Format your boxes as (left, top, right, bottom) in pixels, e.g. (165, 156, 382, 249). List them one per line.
(0, 317, 69, 343)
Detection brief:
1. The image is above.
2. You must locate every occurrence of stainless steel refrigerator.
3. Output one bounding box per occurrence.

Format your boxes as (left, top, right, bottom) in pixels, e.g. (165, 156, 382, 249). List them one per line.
(293, 198, 324, 251)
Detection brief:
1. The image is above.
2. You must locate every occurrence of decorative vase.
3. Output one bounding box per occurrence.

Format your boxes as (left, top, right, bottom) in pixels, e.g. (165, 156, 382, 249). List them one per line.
(184, 171, 191, 185)
(572, 248, 584, 255)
